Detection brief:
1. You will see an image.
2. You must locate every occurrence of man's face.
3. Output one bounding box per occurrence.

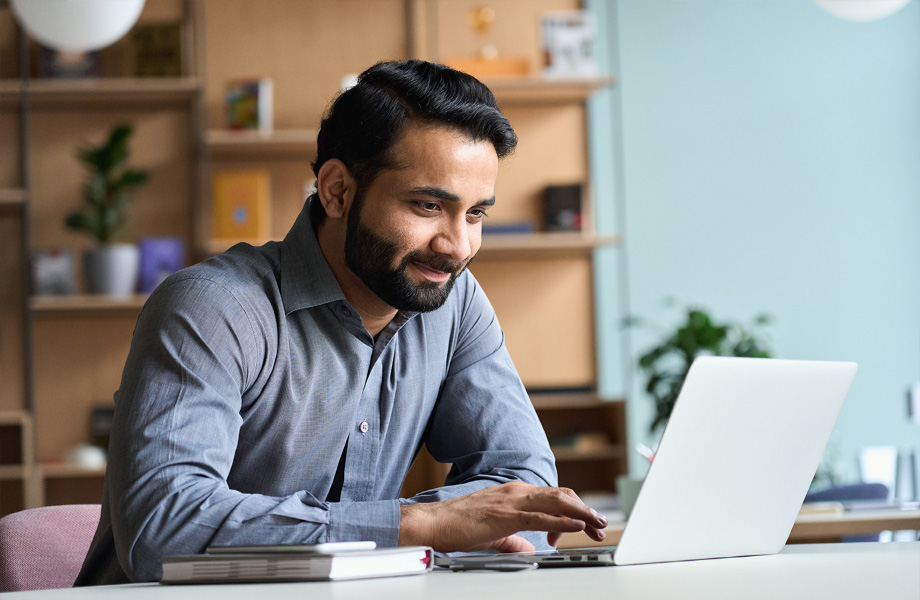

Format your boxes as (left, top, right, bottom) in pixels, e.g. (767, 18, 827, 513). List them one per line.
(343, 124, 498, 312)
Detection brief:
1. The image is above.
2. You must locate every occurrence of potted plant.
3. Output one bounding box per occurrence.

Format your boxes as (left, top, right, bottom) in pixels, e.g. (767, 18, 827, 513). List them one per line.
(625, 302, 774, 433)
(65, 123, 149, 295)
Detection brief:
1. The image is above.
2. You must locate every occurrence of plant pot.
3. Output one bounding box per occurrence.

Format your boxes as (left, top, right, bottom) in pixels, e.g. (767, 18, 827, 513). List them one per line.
(84, 243, 139, 296)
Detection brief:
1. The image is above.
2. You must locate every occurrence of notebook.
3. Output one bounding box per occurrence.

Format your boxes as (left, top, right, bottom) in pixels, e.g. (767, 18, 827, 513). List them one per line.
(437, 356, 858, 568)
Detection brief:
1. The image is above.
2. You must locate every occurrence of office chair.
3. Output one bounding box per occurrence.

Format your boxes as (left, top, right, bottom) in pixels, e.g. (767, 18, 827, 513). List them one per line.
(0, 504, 101, 592)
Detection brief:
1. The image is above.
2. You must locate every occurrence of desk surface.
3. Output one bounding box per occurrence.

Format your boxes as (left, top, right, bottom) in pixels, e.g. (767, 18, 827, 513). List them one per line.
(7, 543, 919, 600)
(559, 508, 920, 548)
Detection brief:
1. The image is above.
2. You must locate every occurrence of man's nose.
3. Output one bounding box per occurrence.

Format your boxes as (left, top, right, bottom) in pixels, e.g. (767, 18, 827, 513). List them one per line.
(431, 216, 472, 262)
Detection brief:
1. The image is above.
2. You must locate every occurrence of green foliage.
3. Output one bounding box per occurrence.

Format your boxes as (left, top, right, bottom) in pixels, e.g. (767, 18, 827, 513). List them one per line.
(65, 124, 150, 244)
(625, 302, 774, 433)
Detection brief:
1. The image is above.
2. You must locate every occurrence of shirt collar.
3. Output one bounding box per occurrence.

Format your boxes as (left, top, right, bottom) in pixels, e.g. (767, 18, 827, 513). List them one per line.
(279, 200, 347, 314)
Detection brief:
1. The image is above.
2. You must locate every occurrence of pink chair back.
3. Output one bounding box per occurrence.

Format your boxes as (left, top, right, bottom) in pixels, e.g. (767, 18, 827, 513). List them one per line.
(0, 504, 101, 592)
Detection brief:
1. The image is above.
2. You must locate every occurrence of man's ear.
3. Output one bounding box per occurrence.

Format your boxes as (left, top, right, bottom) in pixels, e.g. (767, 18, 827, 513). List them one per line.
(316, 159, 356, 219)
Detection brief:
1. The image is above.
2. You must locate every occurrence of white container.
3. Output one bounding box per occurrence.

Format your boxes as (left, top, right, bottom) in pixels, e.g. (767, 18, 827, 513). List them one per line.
(84, 243, 139, 295)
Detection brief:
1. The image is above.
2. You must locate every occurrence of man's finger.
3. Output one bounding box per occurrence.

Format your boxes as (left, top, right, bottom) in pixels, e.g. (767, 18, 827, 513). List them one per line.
(513, 487, 607, 530)
(488, 534, 535, 554)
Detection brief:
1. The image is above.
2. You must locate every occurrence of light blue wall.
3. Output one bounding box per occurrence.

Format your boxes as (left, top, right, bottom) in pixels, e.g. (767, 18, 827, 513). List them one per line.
(589, 0, 920, 476)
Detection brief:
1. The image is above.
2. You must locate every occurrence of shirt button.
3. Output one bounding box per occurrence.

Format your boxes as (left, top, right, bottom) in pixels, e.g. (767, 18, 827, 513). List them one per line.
(359, 421, 369, 434)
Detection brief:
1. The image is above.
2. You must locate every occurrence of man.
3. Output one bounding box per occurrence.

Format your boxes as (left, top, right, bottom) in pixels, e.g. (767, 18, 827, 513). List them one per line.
(77, 60, 606, 585)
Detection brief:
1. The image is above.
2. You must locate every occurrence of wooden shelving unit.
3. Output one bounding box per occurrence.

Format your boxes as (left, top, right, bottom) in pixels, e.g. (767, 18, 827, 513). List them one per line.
(530, 393, 627, 493)
(484, 75, 615, 104)
(0, 412, 36, 516)
(479, 231, 620, 256)
(0, 77, 201, 106)
(30, 294, 148, 313)
(2, 0, 627, 507)
(0, 188, 27, 215)
(205, 129, 318, 154)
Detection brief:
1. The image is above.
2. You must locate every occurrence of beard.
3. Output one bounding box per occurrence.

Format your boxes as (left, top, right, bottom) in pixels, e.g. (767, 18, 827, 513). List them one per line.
(344, 193, 472, 313)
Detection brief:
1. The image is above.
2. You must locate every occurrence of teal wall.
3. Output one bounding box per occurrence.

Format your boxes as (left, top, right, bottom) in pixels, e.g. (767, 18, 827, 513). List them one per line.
(588, 0, 920, 476)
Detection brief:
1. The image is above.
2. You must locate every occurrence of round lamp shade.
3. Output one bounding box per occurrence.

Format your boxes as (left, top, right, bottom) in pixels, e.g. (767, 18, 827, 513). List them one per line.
(11, 0, 146, 53)
(813, 0, 912, 22)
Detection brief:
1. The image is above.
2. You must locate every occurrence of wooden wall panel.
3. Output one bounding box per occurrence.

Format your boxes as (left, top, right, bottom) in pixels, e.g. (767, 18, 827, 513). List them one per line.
(470, 255, 596, 388)
(494, 104, 589, 227)
(29, 109, 193, 289)
(428, 0, 581, 71)
(203, 0, 408, 130)
(33, 313, 136, 462)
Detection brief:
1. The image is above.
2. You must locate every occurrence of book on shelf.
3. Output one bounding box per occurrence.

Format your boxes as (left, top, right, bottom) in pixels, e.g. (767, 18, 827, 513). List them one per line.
(226, 78, 274, 132)
(212, 171, 271, 241)
(159, 545, 433, 584)
(132, 23, 183, 77)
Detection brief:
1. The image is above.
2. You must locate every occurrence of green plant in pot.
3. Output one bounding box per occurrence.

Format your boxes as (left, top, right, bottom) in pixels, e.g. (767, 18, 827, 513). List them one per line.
(625, 302, 774, 433)
(66, 123, 149, 295)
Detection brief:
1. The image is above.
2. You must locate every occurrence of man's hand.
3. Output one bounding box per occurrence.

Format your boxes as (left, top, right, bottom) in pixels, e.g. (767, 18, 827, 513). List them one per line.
(398, 481, 608, 553)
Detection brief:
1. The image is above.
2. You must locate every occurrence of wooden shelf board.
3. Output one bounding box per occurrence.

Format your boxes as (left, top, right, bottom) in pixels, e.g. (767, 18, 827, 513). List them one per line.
(0, 188, 27, 215)
(0, 411, 30, 426)
(206, 128, 318, 154)
(530, 392, 624, 410)
(551, 446, 625, 462)
(0, 77, 201, 105)
(484, 75, 615, 104)
(38, 463, 106, 478)
(479, 232, 620, 256)
(0, 465, 28, 480)
(30, 294, 148, 313)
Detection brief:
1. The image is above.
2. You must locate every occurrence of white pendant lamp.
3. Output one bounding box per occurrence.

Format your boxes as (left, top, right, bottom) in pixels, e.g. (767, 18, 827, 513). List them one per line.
(10, 0, 146, 53)
(813, 0, 913, 22)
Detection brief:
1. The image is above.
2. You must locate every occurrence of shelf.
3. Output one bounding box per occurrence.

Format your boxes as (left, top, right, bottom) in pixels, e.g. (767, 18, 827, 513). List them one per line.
(0, 411, 30, 426)
(38, 463, 106, 479)
(0, 188, 27, 215)
(205, 128, 318, 154)
(483, 75, 615, 104)
(0, 77, 202, 106)
(551, 446, 626, 462)
(30, 294, 148, 313)
(204, 232, 619, 258)
(530, 392, 625, 410)
(478, 232, 620, 257)
(0, 465, 28, 480)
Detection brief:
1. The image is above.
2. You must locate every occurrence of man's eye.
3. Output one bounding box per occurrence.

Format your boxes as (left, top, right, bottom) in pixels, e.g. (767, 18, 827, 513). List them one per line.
(469, 208, 489, 219)
(415, 202, 440, 213)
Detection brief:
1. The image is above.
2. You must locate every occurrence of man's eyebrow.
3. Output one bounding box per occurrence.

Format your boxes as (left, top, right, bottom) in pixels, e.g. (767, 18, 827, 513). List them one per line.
(409, 186, 495, 206)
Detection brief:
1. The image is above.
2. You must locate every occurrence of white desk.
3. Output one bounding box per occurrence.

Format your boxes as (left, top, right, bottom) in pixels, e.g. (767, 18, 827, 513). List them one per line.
(7, 542, 918, 600)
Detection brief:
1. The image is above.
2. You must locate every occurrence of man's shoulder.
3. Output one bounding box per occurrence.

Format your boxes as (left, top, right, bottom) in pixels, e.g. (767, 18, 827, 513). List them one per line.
(150, 243, 281, 314)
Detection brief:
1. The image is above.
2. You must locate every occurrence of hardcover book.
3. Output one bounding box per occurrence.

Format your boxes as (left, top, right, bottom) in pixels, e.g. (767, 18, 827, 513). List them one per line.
(159, 546, 434, 584)
(212, 171, 271, 241)
(226, 78, 274, 132)
(132, 23, 183, 77)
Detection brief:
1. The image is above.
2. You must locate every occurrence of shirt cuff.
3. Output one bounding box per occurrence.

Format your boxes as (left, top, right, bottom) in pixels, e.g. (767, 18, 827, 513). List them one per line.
(326, 499, 402, 548)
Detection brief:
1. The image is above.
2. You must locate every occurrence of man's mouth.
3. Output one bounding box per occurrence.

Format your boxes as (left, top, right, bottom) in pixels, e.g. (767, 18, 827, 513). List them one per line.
(411, 260, 452, 283)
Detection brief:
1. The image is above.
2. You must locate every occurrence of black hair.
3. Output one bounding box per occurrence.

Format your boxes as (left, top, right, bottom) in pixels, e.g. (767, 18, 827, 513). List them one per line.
(309, 59, 517, 224)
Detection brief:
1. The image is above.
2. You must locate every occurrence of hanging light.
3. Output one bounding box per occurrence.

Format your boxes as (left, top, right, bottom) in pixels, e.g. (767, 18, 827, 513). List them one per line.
(813, 0, 913, 22)
(10, 0, 146, 53)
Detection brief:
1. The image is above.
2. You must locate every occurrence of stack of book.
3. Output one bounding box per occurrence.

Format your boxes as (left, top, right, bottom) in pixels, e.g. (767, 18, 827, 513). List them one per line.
(159, 542, 433, 584)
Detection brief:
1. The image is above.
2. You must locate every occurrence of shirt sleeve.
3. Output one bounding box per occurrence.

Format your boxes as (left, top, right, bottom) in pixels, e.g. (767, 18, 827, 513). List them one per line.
(106, 273, 400, 582)
(402, 273, 559, 550)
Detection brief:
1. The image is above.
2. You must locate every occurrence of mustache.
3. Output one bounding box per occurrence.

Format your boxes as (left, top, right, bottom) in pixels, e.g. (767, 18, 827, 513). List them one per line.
(401, 250, 471, 275)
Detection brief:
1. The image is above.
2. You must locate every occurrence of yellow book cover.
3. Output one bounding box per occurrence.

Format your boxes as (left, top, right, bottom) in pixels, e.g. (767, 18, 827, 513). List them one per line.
(212, 171, 271, 241)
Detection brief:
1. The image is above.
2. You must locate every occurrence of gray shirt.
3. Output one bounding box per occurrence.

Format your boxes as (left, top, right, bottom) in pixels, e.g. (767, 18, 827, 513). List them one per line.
(77, 204, 557, 584)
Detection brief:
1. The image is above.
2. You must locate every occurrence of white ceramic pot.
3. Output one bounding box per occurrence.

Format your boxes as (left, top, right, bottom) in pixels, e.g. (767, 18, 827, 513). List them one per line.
(84, 243, 139, 295)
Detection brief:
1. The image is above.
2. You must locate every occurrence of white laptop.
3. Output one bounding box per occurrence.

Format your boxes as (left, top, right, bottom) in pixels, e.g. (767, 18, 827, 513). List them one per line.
(439, 356, 858, 568)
